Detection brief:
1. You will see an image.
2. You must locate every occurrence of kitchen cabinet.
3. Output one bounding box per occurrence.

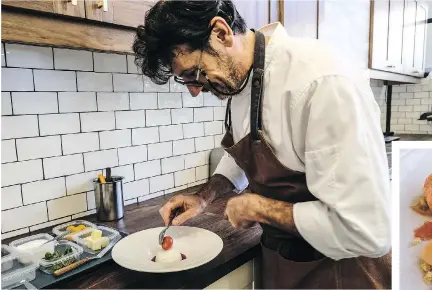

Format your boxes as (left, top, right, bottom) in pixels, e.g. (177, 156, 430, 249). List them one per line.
(85, 0, 155, 27)
(370, 0, 429, 77)
(2, 0, 86, 18)
(205, 259, 254, 289)
(85, 0, 114, 23)
(2, 0, 154, 28)
(402, 0, 417, 75)
(370, 0, 395, 72)
(413, 1, 428, 77)
(387, 0, 404, 73)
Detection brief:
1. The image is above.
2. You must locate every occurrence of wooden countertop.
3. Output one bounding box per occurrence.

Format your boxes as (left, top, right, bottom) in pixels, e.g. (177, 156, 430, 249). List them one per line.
(4, 189, 262, 289)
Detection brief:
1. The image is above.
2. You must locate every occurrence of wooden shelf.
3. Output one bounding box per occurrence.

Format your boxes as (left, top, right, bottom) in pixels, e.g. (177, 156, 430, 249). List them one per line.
(1, 7, 135, 53)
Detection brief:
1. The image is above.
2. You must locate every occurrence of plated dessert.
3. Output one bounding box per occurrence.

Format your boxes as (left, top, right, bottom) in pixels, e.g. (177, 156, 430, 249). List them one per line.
(411, 174, 432, 285)
(411, 174, 432, 216)
(151, 236, 187, 263)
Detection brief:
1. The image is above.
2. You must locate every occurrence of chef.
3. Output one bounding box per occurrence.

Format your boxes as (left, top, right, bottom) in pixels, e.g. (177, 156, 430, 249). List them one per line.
(133, 0, 392, 288)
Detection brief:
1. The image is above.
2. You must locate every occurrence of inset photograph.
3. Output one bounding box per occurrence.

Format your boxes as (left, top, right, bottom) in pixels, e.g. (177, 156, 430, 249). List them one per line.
(397, 142, 432, 290)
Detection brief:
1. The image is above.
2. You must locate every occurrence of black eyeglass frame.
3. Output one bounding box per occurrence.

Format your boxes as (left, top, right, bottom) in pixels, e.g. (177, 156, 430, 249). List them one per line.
(173, 23, 253, 96)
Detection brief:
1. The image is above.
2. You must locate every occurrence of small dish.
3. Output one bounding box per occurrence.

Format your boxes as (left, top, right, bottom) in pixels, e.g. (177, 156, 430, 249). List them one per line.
(39, 241, 83, 275)
(1, 245, 15, 271)
(9, 233, 55, 264)
(1, 248, 38, 289)
(52, 220, 97, 241)
(73, 226, 120, 254)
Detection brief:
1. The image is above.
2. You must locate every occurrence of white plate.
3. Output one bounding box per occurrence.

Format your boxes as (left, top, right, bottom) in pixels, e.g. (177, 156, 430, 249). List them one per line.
(399, 149, 432, 290)
(111, 226, 223, 273)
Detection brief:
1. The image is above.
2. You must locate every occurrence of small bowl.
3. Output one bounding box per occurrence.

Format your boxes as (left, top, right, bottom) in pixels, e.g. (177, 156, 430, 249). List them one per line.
(9, 233, 55, 264)
(73, 226, 120, 254)
(52, 220, 97, 241)
(1, 249, 38, 289)
(39, 241, 83, 274)
(1, 245, 16, 271)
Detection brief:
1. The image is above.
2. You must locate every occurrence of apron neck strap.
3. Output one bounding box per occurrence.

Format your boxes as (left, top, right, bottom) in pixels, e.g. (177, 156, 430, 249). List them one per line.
(224, 98, 232, 133)
(223, 30, 266, 140)
(250, 30, 266, 142)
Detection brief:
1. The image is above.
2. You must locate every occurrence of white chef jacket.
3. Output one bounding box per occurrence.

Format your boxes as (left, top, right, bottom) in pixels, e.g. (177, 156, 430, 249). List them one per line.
(214, 23, 391, 260)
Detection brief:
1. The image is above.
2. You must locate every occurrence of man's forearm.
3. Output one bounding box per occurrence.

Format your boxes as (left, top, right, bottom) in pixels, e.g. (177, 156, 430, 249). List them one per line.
(252, 194, 300, 237)
(196, 174, 235, 205)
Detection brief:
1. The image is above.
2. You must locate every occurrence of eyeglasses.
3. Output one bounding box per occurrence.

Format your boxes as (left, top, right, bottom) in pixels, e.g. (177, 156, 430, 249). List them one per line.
(173, 49, 234, 95)
(173, 49, 207, 88)
(173, 22, 252, 96)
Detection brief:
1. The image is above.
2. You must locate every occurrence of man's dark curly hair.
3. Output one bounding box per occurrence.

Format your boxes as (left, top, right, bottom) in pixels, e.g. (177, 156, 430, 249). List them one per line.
(132, 0, 247, 85)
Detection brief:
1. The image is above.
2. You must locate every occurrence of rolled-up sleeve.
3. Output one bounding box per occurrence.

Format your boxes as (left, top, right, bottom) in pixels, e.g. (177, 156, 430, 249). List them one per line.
(292, 75, 391, 260)
(213, 151, 249, 192)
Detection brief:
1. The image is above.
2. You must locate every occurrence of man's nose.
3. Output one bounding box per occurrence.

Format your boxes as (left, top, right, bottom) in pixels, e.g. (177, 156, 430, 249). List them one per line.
(187, 86, 203, 97)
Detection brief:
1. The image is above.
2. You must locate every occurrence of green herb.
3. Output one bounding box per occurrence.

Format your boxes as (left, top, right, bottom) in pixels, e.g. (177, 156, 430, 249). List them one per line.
(43, 246, 77, 273)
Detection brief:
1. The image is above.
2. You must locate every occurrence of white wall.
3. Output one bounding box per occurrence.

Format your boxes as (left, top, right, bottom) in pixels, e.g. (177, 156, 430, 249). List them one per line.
(1, 43, 225, 239)
(426, 5, 432, 71)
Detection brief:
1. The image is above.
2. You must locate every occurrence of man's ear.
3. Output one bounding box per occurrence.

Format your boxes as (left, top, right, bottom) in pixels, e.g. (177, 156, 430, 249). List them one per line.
(209, 16, 234, 48)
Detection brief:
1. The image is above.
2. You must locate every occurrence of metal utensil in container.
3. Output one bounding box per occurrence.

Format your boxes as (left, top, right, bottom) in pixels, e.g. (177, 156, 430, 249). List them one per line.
(93, 175, 125, 222)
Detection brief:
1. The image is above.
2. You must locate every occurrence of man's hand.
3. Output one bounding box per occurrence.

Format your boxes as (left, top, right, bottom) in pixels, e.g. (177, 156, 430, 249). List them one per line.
(159, 174, 235, 226)
(225, 193, 300, 236)
(224, 193, 260, 229)
(159, 194, 207, 226)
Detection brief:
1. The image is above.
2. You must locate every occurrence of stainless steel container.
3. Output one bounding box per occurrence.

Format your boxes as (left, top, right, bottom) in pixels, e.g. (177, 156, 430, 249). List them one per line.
(93, 176, 125, 221)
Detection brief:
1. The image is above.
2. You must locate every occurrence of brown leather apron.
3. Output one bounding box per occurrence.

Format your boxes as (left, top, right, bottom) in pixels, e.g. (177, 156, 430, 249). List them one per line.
(220, 30, 392, 289)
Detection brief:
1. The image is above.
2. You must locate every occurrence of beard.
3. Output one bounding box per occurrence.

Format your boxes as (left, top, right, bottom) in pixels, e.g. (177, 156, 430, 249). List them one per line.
(206, 53, 250, 100)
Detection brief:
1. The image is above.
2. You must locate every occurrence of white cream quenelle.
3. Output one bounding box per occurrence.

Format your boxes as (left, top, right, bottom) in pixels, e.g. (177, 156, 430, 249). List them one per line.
(155, 247, 182, 263)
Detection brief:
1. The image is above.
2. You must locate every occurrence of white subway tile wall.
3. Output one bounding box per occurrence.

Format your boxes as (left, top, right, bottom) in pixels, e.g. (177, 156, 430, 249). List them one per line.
(134, 160, 161, 179)
(115, 110, 146, 129)
(66, 170, 101, 195)
(5, 44, 53, 69)
(58, 92, 97, 113)
(99, 129, 131, 149)
(370, 78, 432, 134)
(1, 186, 22, 210)
(34, 70, 77, 92)
(39, 113, 81, 136)
(113, 74, 144, 92)
(1, 68, 34, 91)
(2, 92, 12, 115)
(1, 140, 17, 163)
(77, 72, 113, 92)
(1, 43, 6, 67)
(130, 93, 158, 110)
(1, 43, 225, 237)
(2, 115, 39, 139)
(16, 136, 62, 160)
(172, 108, 193, 124)
(12, 92, 58, 115)
(97, 92, 129, 111)
(53, 48, 93, 71)
(62, 133, 100, 155)
(94, 53, 127, 73)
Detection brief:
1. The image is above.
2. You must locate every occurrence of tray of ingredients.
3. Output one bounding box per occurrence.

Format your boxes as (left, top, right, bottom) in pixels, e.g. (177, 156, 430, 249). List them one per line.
(1, 245, 39, 289)
(2, 222, 127, 289)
